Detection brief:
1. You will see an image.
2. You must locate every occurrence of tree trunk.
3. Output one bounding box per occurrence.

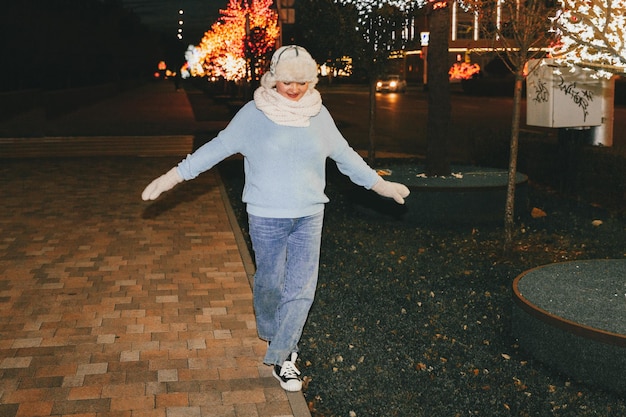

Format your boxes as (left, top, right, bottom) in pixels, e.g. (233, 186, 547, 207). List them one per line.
(368, 79, 377, 164)
(425, 5, 451, 177)
(504, 72, 524, 251)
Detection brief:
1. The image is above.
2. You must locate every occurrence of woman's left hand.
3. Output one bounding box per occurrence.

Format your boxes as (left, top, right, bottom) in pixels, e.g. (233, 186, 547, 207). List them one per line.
(371, 178, 410, 204)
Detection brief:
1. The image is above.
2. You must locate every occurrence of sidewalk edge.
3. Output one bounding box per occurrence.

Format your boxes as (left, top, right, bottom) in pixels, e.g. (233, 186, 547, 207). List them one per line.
(216, 168, 313, 417)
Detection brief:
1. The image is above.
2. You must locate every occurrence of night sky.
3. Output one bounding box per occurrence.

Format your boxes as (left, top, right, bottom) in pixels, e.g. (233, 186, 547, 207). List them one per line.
(121, 0, 226, 41)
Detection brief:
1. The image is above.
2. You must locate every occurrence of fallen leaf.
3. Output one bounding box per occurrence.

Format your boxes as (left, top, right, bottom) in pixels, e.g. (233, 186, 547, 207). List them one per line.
(531, 207, 547, 218)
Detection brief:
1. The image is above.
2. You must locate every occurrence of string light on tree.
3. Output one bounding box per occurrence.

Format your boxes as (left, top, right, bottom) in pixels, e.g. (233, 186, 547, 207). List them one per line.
(550, 0, 626, 78)
(337, 0, 427, 28)
(184, 0, 278, 81)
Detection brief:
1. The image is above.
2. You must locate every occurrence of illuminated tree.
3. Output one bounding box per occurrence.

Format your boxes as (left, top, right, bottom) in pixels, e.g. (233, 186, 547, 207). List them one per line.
(550, 0, 626, 78)
(448, 61, 481, 80)
(185, 0, 279, 82)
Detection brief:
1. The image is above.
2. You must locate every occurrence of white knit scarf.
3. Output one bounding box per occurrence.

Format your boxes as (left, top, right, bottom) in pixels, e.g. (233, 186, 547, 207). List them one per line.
(253, 86, 322, 127)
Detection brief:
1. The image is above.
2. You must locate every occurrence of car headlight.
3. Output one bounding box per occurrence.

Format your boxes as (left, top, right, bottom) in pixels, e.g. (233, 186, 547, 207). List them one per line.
(390, 81, 397, 88)
(376, 81, 383, 87)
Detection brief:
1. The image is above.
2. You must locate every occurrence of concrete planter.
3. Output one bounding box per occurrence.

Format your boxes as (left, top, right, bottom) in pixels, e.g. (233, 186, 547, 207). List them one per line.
(512, 259, 626, 394)
(350, 165, 529, 225)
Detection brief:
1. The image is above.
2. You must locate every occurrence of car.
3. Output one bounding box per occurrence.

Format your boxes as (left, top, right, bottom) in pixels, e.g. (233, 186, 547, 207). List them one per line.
(376, 74, 407, 93)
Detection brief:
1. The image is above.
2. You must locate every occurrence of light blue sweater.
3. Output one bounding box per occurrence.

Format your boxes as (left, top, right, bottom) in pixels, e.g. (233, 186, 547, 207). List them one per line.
(177, 101, 380, 218)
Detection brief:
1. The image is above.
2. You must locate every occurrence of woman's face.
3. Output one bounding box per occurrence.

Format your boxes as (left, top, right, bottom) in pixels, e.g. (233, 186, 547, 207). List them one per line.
(276, 81, 309, 101)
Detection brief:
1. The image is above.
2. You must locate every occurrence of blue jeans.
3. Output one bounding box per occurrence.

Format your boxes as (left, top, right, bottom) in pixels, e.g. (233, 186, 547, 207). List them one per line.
(248, 211, 324, 365)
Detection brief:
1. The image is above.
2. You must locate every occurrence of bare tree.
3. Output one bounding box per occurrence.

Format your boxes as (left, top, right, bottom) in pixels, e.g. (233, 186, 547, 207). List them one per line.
(335, 0, 422, 163)
(468, 0, 557, 250)
(297, 0, 361, 77)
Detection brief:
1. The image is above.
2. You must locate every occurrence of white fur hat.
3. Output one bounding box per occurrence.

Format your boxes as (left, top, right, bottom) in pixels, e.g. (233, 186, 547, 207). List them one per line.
(260, 45, 318, 89)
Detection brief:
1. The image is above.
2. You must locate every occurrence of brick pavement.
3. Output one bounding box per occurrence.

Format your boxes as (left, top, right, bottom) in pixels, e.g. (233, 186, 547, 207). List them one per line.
(0, 82, 311, 417)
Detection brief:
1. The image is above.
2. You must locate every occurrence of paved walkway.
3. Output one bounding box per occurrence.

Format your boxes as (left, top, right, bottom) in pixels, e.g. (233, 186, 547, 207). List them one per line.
(0, 82, 311, 417)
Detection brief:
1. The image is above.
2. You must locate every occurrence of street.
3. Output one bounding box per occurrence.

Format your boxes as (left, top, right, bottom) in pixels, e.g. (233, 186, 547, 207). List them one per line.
(1, 80, 623, 162)
(317, 83, 626, 160)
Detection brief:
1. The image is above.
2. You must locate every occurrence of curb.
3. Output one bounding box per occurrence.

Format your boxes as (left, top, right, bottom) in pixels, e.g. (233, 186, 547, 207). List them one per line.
(217, 169, 313, 417)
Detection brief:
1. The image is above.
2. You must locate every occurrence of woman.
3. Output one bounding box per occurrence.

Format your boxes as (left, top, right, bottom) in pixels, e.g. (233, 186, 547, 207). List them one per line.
(142, 45, 409, 391)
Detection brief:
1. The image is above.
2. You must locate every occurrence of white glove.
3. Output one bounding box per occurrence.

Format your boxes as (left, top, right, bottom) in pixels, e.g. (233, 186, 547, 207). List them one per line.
(371, 177, 410, 204)
(141, 167, 184, 201)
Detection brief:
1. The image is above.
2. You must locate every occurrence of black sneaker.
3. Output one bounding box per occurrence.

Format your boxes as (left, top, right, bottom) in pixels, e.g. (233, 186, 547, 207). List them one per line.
(272, 352, 302, 391)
